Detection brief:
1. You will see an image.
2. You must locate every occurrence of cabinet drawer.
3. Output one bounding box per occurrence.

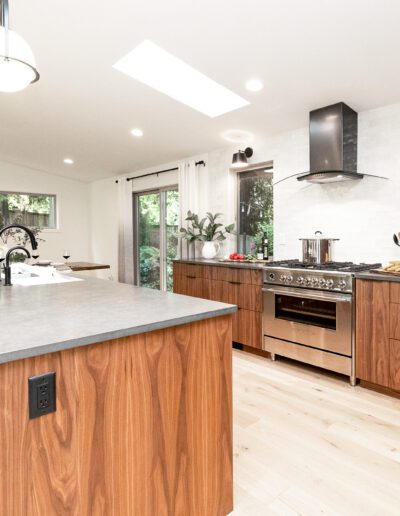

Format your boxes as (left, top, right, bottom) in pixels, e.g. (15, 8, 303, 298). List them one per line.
(210, 280, 262, 311)
(173, 275, 211, 299)
(232, 309, 262, 349)
(173, 263, 212, 280)
(390, 283, 400, 304)
(211, 266, 263, 286)
(389, 339, 400, 391)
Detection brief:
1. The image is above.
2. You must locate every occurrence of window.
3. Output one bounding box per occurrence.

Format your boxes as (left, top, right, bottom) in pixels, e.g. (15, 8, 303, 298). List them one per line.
(0, 192, 57, 229)
(133, 187, 179, 292)
(237, 164, 273, 256)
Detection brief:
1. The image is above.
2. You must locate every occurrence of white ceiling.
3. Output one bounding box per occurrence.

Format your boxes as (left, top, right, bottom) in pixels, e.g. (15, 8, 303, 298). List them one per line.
(1, 0, 400, 182)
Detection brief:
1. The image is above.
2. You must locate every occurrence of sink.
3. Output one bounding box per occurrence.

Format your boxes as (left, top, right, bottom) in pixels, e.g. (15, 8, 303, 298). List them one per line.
(6, 274, 83, 287)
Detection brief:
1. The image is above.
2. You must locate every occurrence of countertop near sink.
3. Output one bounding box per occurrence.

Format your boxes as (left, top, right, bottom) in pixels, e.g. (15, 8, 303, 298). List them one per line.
(0, 276, 236, 364)
(355, 271, 400, 283)
(174, 257, 267, 270)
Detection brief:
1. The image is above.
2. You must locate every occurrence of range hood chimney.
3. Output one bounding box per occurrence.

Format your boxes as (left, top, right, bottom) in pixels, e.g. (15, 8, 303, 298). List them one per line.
(298, 102, 363, 183)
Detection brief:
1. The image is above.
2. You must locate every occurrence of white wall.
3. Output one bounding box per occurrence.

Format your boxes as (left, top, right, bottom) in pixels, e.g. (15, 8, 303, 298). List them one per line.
(0, 160, 91, 262)
(89, 101, 400, 279)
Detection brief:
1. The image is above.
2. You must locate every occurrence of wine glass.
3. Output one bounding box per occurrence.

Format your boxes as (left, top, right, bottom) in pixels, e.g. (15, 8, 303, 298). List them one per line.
(63, 250, 71, 262)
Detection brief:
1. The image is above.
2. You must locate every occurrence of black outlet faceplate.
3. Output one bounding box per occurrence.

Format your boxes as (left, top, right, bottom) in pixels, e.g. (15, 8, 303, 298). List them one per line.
(28, 372, 56, 419)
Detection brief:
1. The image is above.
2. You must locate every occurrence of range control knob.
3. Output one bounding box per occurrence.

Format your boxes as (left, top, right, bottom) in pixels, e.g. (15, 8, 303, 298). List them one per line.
(280, 275, 286, 282)
(268, 272, 275, 281)
(297, 276, 304, 285)
(326, 279, 334, 288)
(305, 278, 312, 286)
(286, 275, 293, 283)
(318, 279, 326, 287)
(311, 277, 318, 286)
(338, 280, 347, 290)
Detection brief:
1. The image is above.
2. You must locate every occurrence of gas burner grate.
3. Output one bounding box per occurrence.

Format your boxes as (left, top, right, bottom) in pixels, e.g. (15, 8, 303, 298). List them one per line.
(265, 260, 381, 272)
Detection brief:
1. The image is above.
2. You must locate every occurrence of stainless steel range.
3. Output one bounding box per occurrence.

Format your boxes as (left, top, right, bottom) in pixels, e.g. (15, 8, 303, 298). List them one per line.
(262, 260, 380, 385)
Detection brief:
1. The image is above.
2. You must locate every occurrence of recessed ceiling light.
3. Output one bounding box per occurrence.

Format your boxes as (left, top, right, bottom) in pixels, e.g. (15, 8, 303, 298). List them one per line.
(131, 128, 143, 137)
(113, 40, 250, 118)
(222, 129, 254, 144)
(63, 158, 74, 165)
(245, 79, 263, 92)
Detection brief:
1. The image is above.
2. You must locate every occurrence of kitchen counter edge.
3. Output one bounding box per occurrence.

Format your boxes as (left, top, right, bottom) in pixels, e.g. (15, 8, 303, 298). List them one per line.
(355, 271, 400, 283)
(173, 258, 267, 270)
(0, 276, 237, 365)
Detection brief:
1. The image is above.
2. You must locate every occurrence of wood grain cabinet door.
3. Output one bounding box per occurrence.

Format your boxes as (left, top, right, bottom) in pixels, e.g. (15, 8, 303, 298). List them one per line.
(390, 283, 400, 304)
(356, 280, 390, 387)
(232, 309, 262, 349)
(389, 303, 400, 340)
(210, 280, 262, 312)
(389, 339, 400, 390)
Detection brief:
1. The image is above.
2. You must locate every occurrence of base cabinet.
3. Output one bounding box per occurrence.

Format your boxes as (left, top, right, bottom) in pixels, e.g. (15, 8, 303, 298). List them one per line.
(232, 309, 262, 349)
(356, 279, 400, 392)
(174, 263, 263, 349)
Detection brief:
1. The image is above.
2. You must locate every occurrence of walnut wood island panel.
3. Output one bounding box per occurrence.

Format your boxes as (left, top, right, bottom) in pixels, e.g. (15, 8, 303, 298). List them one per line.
(0, 277, 235, 516)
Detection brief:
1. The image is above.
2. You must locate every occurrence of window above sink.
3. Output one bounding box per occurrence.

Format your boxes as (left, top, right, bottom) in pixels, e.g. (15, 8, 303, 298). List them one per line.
(0, 191, 57, 230)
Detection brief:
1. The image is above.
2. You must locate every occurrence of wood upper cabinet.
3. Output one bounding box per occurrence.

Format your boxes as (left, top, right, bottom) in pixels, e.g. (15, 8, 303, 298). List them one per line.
(356, 279, 400, 391)
(173, 262, 263, 349)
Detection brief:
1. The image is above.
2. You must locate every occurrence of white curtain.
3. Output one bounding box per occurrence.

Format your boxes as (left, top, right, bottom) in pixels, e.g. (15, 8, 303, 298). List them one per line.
(118, 178, 134, 283)
(178, 159, 201, 259)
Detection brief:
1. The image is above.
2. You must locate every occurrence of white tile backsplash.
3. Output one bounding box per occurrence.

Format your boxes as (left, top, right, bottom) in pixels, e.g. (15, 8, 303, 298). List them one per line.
(196, 103, 400, 265)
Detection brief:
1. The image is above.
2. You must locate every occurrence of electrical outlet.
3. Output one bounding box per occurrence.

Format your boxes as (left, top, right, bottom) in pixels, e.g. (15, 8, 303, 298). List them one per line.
(28, 372, 56, 419)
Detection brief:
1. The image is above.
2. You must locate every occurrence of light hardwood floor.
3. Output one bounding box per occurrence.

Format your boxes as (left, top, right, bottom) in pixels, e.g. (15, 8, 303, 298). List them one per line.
(231, 349, 400, 516)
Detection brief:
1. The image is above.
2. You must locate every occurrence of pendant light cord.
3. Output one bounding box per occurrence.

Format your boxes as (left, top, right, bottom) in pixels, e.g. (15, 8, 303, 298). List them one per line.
(1, 0, 9, 57)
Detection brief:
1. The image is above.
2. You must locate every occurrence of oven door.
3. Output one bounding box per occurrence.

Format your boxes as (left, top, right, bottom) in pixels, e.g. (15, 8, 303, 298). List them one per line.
(262, 285, 352, 355)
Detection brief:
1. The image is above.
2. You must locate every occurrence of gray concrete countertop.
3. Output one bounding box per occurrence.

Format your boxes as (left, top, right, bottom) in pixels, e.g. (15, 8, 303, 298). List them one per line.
(174, 257, 267, 270)
(355, 271, 400, 283)
(0, 276, 236, 365)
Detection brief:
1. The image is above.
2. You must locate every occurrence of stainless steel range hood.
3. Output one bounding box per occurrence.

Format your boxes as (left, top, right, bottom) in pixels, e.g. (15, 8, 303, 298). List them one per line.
(297, 102, 363, 184)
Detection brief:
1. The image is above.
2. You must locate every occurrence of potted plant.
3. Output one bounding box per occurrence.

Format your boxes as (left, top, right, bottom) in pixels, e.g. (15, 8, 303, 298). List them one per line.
(179, 211, 235, 259)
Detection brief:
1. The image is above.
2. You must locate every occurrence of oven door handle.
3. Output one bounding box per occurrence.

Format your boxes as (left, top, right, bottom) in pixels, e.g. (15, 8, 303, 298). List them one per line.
(262, 286, 352, 303)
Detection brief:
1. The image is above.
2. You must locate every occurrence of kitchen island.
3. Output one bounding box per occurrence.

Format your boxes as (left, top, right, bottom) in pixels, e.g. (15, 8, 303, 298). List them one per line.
(0, 277, 235, 516)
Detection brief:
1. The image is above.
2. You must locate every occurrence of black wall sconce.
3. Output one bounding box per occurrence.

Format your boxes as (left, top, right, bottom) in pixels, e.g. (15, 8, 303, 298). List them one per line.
(231, 147, 253, 169)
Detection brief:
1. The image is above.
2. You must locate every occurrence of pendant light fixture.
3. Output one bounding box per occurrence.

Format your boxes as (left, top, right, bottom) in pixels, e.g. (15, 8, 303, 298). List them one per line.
(231, 147, 253, 169)
(0, 0, 39, 93)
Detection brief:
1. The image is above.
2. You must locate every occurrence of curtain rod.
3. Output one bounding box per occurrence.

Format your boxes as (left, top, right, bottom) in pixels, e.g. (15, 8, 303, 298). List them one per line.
(115, 160, 206, 183)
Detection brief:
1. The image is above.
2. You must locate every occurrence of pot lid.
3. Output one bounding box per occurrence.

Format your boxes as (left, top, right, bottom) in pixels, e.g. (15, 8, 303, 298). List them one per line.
(299, 231, 339, 241)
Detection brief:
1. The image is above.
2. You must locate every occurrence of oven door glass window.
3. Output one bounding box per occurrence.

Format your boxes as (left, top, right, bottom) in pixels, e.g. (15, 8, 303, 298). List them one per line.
(275, 295, 336, 330)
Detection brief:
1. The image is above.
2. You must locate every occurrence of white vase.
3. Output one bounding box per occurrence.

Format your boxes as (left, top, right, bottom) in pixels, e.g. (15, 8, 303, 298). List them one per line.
(202, 241, 220, 259)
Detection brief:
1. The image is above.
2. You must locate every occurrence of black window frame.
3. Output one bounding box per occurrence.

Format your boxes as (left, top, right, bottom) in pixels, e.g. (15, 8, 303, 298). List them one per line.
(236, 162, 273, 256)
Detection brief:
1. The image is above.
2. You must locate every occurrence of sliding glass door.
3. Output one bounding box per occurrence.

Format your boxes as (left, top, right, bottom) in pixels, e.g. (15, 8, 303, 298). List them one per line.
(134, 187, 179, 291)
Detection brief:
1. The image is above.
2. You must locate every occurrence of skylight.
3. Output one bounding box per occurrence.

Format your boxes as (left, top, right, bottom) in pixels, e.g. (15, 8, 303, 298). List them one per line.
(113, 40, 250, 118)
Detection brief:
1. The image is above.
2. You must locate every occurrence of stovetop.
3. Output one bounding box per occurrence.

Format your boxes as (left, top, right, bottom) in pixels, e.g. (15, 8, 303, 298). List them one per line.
(263, 260, 382, 293)
(265, 260, 381, 273)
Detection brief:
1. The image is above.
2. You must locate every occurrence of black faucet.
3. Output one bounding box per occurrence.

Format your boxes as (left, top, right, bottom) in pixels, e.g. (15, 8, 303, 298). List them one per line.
(3, 246, 31, 286)
(0, 224, 39, 252)
(0, 224, 39, 286)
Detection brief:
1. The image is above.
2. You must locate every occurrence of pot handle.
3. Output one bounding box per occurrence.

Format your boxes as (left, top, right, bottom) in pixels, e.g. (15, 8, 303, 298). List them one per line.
(214, 241, 220, 254)
(315, 230, 322, 237)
